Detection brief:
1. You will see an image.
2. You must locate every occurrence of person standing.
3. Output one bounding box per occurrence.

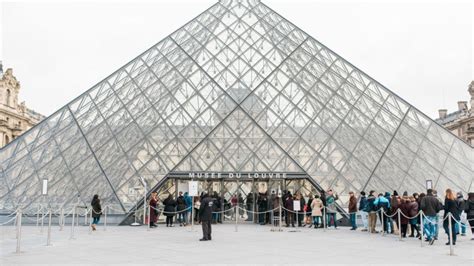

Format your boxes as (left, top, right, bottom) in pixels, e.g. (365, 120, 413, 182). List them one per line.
(359, 191, 368, 231)
(465, 192, 474, 240)
(91, 194, 102, 231)
(149, 192, 159, 228)
(399, 196, 410, 238)
(295, 192, 305, 227)
(367, 190, 377, 233)
(238, 193, 245, 219)
(284, 192, 295, 227)
(443, 189, 461, 245)
(390, 191, 400, 234)
(176, 192, 187, 226)
(407, 196, 420, 238)
(456, 192, 467, 236)
(272, 192, 281, 226)
(375, 193, 390, 233)
(311, 195, 323, 228)
(245, 192, 254, 221)
(306, 194, 313, 227)
(348, 191, 358, 230)
(326, 189, 338, 229)
(257, 193, 268, 225)
(184, 192, 192, 225)
(194, 197, 201, 223)
(420, 189, 443, 245)
(163, 194, 177, 227)
(230, 194, 238, 220)
(199, 192, 214, 241)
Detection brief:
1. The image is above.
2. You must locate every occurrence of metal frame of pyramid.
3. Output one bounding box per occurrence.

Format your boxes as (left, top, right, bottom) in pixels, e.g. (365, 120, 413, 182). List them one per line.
(0, 0, 472, 216)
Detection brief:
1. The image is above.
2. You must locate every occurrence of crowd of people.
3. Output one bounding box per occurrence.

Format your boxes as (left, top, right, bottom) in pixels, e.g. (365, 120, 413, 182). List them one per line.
(91, 187, 473, 246)
(352, 189, 474, 245)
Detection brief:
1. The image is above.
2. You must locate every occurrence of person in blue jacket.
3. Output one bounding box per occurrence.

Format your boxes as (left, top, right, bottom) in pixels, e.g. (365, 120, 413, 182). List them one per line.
(184, 192, 193, 225)
(375, 193, 390, 233)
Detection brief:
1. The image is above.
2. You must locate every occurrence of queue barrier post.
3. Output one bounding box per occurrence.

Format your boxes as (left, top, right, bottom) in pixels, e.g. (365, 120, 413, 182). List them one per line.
(420, 211, 424, 247)
(104, 206, 107, 231)
(147, 205, 151, 231)
(47, 208, 52, 246)
(41, 208, 45, 234)
(322, 206, 326, 232)
(88, 209, 92, 234)
(70, 206, 76, 240)
(59, 208, 64, 231)
(36, 205, 40, 229)
(235, 206, 238, 232)
(398, 209, 402, 241)
(191, 197, 194, 232)
(381, 210, 385, 236)
(279, 205, 282, 231)
(16, 209, 22, 254)
(448, 213, 454, 256)
(84, 208, 88, 226)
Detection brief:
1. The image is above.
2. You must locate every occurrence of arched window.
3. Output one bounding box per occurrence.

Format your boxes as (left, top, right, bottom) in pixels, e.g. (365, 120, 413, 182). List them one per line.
(5, 135, 10, 145)
(6, 89, 11, 106)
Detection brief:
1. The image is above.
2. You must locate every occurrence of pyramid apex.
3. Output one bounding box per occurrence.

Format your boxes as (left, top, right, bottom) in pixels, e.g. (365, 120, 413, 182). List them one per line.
(219, 0, 261, 7)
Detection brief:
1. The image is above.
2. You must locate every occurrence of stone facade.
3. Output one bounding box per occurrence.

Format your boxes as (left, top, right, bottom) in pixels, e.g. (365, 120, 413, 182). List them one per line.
(435, 81, 474, 146)
(0, 65, 45, 148)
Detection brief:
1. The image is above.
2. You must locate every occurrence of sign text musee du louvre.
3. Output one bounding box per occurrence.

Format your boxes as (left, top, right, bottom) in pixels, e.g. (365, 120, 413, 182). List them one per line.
(187, 172, 288, 179)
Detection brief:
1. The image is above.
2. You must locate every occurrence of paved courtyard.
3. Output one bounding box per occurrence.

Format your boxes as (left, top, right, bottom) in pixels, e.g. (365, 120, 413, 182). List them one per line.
(1, 223, 473, 265)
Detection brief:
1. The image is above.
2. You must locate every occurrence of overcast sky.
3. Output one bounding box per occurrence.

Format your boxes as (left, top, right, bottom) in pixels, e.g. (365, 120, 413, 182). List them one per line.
(1, 0, 472, 120)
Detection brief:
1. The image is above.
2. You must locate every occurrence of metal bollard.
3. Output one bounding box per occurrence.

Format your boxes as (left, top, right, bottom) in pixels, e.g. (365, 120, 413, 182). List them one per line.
(47, 209, 52, 246)
(279, 205, 282, 231)
(420, 211, 424, 247)
(191, 204, 194, 232)
(147, 205, 151, 231)
(84, 209, 88, 225)
(89, 209, 93, 234)
(36, 205, 40, 229)
(381, 211, 385, 236)
(323, 206, 326, 232)
(104, 206, 107, 231)
(398, 209, 402, 241)
(41, 209, 45, 234)
(235, 206, 238, 232)
(16, 209, 22, 254)
(448, 213, 454, 256)
(70, 206, 76, 240)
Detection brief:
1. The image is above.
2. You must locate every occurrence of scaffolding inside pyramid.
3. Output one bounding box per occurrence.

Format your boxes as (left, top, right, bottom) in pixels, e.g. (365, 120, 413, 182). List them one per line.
(0, 0, 472, 219)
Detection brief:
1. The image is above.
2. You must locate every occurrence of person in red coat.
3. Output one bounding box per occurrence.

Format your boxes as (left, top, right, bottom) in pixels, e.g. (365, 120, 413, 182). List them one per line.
(149, 192, 159, 228)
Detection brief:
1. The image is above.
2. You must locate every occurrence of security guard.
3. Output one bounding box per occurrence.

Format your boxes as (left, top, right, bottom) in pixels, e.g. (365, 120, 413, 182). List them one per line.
(199, 192, 213, 241)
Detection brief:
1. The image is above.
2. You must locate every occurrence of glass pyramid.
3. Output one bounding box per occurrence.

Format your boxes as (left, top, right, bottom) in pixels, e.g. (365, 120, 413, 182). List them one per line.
(0, 0, 472, 215)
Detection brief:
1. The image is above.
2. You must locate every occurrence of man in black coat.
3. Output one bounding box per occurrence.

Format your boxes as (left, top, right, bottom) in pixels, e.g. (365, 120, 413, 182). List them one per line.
(199, 192, 214, 241)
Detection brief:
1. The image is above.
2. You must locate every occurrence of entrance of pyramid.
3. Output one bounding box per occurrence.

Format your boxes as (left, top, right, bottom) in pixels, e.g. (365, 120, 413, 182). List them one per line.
(152, 172, 326, 225)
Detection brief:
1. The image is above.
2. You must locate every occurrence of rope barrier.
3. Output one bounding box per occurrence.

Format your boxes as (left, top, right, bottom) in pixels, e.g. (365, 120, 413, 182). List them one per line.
(237, 206, 280, 214)
(397, 210, 420, 220)
(149, 205, 192, 214)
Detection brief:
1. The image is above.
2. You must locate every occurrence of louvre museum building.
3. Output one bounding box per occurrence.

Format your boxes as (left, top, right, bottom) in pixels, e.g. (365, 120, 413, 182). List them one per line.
(0, 0, 472, 222)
